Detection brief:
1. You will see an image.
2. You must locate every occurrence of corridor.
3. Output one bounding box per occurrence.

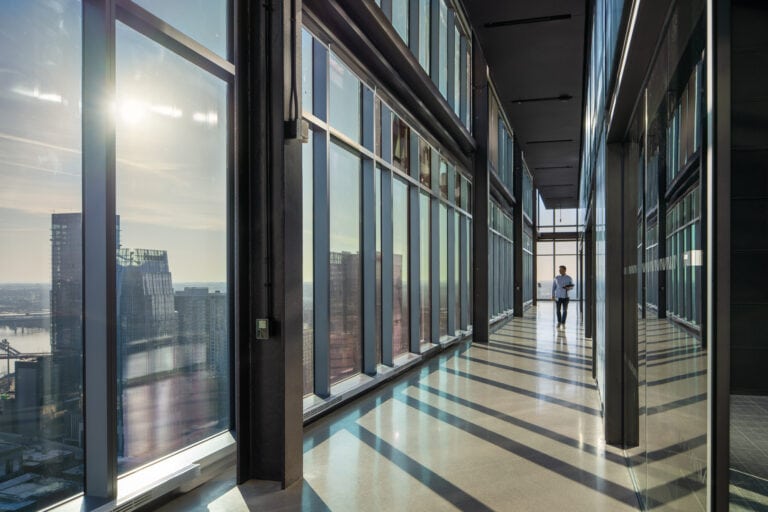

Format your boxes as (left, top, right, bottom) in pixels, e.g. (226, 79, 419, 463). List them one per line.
(161, 303, 640, 511)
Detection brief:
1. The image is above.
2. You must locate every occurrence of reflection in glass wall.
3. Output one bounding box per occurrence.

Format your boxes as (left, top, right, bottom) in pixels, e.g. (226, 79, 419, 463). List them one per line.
(420, 193, 431, 343)
(624, 1, 707, 509)
(0, 1, 84, 506)
(328, 143, 362, 384)
(302, 131, 314, 395)
(392, 178, 409, 357)
(115, 22, 229, 473)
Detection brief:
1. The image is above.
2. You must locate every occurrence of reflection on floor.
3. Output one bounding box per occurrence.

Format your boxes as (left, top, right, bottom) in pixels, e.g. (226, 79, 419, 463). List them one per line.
(730, 395, 768, 511)
(159, 303, 639, 511)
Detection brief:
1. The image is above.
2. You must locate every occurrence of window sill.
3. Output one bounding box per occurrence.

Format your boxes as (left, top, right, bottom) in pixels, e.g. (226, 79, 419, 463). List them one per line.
(48, 432, 236, 512)
(303, 328, 473, 424)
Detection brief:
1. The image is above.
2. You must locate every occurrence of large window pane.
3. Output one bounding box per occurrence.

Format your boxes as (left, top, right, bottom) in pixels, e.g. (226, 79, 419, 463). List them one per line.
(116, 24, 229, 473)
(454, 212, 460, 332)
(302, 131, 314, 395)
(392, 0, 409, 44)
(328, 143, 361, 384)
(418, 0, 430, 71)
(419, 193, 431, 342)
(392, 116, 410, 173)
(329, 53, 361, 143)
(302, 29, 313, 116)
(439, 159, 448, 199)
(439, 204, 448, 337)
(438, 0, 448, 97)
(132, 0, 228, 58)
(419, 139, 431, 189)
(453, 24, 460, 116)
(375, 167, 382, 363)
(0, 1, 83, 506)
(392, 178, 409, 357)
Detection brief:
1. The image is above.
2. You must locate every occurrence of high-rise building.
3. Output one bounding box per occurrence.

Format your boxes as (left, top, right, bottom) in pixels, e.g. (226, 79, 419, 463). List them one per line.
(50, 213, 81, 357)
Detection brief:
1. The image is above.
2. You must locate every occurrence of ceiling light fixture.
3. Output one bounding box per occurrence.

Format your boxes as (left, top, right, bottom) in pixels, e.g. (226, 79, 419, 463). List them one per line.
(485, 14, 572, 29)
(526, 139, 575, 145)
(510, 94, 573, 104)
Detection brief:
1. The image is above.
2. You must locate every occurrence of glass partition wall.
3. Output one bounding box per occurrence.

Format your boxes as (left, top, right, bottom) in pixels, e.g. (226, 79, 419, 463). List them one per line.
(626, 1, 707, 509)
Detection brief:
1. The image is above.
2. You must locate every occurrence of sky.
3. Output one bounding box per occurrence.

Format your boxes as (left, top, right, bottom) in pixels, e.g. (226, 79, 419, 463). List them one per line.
(0, 1, 228, 284)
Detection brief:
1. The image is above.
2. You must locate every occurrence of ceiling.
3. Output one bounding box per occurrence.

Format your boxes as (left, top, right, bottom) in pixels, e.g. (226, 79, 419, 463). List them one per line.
(461, 0, 588, 209)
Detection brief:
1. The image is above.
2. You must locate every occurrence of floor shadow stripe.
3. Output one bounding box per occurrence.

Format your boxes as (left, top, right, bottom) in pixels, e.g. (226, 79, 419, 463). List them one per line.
(414, 383, 626, 465)
(440, 367, 602, 416)
(395, 394, 639, 507)
(347, 424, 495, 511)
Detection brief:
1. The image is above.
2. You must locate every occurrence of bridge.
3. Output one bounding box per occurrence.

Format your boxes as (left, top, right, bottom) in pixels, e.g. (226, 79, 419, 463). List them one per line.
(0, 313, 49, 332)
(0, 339, 50, 360)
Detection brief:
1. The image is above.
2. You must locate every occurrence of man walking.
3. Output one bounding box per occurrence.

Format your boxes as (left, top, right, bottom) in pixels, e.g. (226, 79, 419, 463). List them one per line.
(552, 265, 574, 329)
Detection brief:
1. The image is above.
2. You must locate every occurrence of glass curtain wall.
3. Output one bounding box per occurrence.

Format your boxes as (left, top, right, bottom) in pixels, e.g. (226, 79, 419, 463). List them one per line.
(301, 28, 471, 394)
(489, 93, 514, 195)
(373, 0, 471, 129)
(0, 0, 233, 504)
(488, 202, 513, 319)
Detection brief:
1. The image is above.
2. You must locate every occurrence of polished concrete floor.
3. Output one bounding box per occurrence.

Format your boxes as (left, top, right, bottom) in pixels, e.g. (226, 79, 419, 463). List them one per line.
(160, 303, 640, 511)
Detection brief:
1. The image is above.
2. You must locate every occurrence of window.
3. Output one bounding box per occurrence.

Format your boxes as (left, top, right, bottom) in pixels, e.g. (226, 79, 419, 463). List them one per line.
(392, 116, 410, 173)
(438, 0, 448, 96)
(329, 52, 361, 142)
(439, 204, 448, 337)
(392, 178, 410, 357)
(420, 193, 431, 342)
(392, 0, 409, 44)
(418, 0, 431, 71)
(419, 138, 432, 188)
(302, 130, 314, 395)
(133, 0, 228, 58)
(115, 22, 230, 473)
(0, 2, 84, 506)
(328, 143, 362, 384)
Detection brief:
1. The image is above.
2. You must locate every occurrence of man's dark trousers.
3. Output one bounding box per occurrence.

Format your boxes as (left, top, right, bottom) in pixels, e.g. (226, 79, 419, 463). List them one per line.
(556, 298, 570, 324)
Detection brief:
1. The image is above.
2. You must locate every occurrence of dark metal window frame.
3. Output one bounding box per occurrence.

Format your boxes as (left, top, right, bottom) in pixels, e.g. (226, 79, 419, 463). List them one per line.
(82, 0, 235, 500)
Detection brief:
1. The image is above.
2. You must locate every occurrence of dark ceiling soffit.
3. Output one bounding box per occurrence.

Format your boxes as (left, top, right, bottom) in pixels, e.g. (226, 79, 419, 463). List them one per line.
(606, 0, 672, 143)
(484, 14, 572, 29)
(308, 0, 476, 166)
